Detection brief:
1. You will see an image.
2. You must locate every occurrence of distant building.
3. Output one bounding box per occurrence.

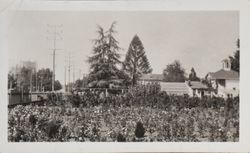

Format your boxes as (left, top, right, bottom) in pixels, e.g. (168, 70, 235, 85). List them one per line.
(206, 59, 239, 98)
(160, 82, 189, 95)
(186, 81, 209, 98)
(138, 74, 164, 84)
(139, 74, 208, 96)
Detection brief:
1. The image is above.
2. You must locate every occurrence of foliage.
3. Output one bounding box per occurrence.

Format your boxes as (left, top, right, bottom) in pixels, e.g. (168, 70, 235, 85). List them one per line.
(229, 39, 240, 73)
(188, 67, 200, 81)
(123, 35, 152, 86)
(88, 22, 123, 88)
(45, 120, 61, 139)
(163, 60, 186, 82)
(8, 73, 17, 89)
(29, 114, 37, 126)
(9, 91, 239, 142)
(17, 67, 33, 92)
(73, 79, 85, 90)
(117, 133, 126, 142)
(37, 68, 62, 91)
(135, 121, 145, 138)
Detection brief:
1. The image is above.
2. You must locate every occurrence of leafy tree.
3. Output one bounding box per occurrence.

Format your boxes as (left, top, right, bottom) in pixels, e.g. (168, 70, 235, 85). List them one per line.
(188, 67, 200, 81)
(8, 73, 17, 89)
(37, 68, 62, 91)
(17, 67, 33, 92)
(88, 22, 122, 88)
(163, 60, 186, 82)
(73, 76, 89, 90)
(229, 39, 240, 72)
(74, 79, 84, 90)
(123, 35, 152, 86)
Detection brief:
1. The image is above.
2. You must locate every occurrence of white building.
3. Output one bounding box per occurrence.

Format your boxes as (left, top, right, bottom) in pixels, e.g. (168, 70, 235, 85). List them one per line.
(139, 74, 209, 97)
(186, 81, 209, 98)
(206, 59, 239, 98)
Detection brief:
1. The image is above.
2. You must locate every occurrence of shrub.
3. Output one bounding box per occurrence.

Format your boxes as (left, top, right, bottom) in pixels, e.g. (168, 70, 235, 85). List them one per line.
(29, 114, 37, 126)
(135, 121, 145, 138)
(117, 133, 126, 142)
(46, 120, 61, 139)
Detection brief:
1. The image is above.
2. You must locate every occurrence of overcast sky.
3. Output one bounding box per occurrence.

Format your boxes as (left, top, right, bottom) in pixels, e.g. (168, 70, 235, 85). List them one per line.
(8, 11, 239, 83)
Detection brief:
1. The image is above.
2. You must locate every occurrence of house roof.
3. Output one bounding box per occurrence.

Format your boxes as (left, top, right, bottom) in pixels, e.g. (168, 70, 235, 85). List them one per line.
(139, 74, 164, 81)
(160, 82, 189, 95)
(189, 81, 208, 89)
(208, 69, 239, 80)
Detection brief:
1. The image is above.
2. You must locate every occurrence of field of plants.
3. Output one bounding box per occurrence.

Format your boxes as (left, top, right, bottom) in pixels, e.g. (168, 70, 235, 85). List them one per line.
(8, 84, 239, 142)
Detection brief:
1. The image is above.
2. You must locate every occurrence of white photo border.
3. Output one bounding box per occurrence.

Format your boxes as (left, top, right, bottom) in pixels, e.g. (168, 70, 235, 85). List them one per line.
(1, 0, 250, 153)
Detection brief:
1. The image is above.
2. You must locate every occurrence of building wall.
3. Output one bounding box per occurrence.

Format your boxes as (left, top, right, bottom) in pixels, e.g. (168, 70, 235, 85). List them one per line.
(226, 79, 239, 90)
(217, 79, 239, 98)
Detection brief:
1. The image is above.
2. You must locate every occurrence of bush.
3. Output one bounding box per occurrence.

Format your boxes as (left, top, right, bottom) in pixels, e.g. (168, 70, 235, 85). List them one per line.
(46, 120, 61, 139)
(135, 121, 145, 138)
(29, 114, 37, 126)
(117, 133, 126, 142)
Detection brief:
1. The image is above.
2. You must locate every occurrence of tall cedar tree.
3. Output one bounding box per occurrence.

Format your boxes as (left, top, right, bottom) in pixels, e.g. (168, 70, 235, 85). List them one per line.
(88, 22, 122, 88)
(188, 67, 200, 81)
(229, 39, 240, 73)
(123, 35, 152, 86)
(163, 60, 186, 82)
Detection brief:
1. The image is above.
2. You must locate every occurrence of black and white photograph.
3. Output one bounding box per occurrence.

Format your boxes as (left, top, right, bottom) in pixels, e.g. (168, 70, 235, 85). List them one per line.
(6, 10, 240, 142)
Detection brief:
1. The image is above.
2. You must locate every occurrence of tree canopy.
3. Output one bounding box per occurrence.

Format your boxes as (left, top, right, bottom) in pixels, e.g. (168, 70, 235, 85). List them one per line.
(36, 68, 62, 91)
(88, 22, 123, 88)
(229, 39, 240, 73)
(163, 60, 186, 82)
(188, 67, 200, 81)
(123, 35, 152, 86)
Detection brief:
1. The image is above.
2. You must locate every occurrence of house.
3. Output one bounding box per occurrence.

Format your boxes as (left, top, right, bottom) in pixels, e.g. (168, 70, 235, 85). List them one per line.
(138, 74, 190, 95)
(186, 81, 209, 98)
(206, 59, 239, 98)
(139, 74, 208, 97)
(160, 82, 189, 95)
(138, 74, 164, 84)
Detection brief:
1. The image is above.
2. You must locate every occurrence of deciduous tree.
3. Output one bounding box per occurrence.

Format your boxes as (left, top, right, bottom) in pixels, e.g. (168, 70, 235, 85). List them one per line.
(163, 60, 186, 82)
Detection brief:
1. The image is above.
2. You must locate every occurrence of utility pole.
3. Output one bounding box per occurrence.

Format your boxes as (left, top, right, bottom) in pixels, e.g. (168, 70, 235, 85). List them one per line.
(35, 70, 38, 92)
(30, 70, 32, 93)
(64, 64, 67, 92)
(73, 63, 75, 83)
(66, 52, 73, 91)
(79, 69, 82, 80)
(47, 24, 63, 92)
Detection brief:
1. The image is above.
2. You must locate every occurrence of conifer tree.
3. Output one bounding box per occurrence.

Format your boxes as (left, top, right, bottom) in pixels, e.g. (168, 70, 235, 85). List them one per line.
(88, 22, 122, 88)
(189, 67, 200, 81)
(123, 35, 152, 86)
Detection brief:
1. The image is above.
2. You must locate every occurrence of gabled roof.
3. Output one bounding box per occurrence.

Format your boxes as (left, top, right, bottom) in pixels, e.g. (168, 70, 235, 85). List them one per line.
(160, 82, 189, 95)
(189, 81, 208, 89)
(139, 74, 164, 81)
(208, 69, 239, 80)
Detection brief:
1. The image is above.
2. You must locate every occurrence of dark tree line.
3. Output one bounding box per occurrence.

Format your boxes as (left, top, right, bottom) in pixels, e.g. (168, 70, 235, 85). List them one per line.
(229, 39, 240, 73)
(8, 67, 62, 92)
